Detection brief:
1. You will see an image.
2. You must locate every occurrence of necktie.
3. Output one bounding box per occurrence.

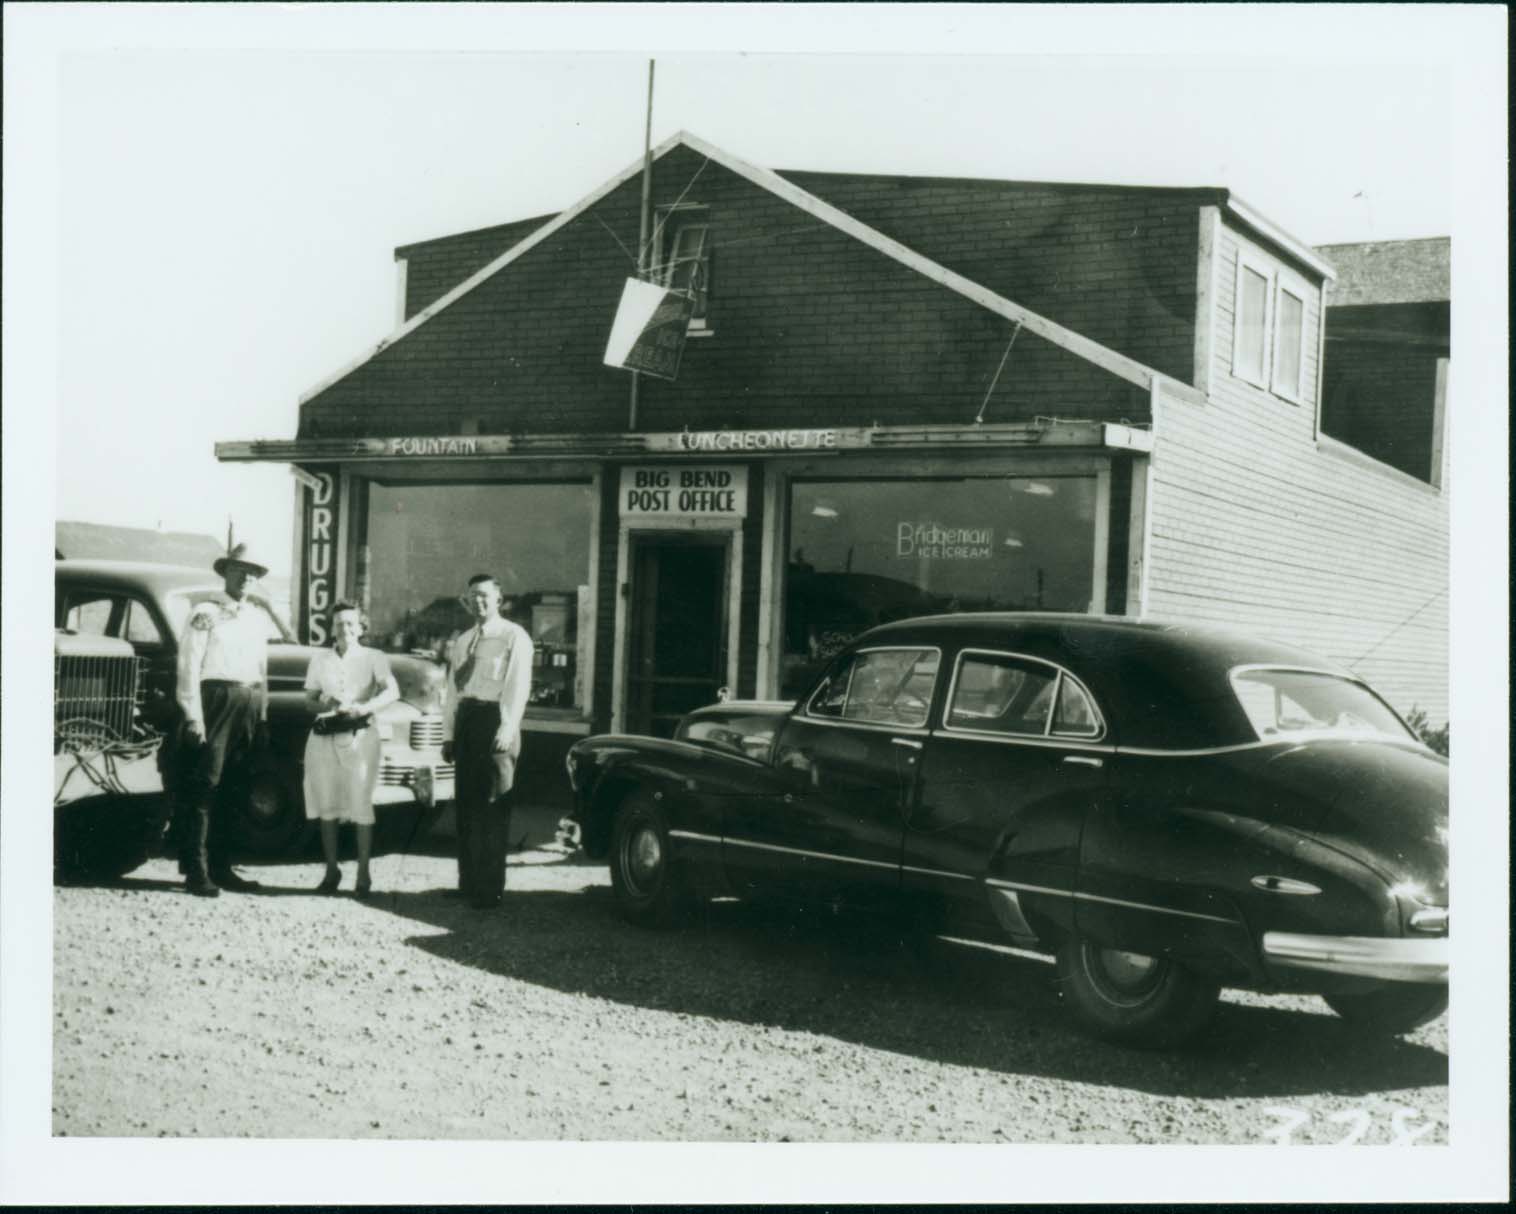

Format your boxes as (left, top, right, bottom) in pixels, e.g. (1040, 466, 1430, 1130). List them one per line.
(453, 628, 481, 691)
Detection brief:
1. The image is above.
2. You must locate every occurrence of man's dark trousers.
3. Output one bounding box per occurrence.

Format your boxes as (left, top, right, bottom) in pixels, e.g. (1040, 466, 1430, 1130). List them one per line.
(454, 699, 513, 904)
(172, 681, 260, 881)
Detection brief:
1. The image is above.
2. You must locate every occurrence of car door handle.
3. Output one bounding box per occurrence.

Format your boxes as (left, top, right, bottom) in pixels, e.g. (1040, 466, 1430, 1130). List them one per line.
(1062, 755, 1103, 769)
(891, 738, 924, 751)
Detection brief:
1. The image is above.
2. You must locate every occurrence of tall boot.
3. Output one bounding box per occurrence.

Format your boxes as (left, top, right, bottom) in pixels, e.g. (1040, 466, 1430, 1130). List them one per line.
(181, 791, 220, 898)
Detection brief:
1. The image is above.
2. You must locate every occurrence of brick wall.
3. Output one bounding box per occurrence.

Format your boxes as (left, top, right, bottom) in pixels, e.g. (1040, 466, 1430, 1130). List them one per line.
(1144, 214, 1448, 726)
(781, 171, 1206, 386)
(1319, 302, 1448, 483)
(398, 215, 556, 320)
(300, 147, 1178, 440)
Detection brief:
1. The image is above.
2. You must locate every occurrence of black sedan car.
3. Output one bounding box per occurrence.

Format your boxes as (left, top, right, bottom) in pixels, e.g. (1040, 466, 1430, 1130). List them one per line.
(566, 613, 1448, 1048)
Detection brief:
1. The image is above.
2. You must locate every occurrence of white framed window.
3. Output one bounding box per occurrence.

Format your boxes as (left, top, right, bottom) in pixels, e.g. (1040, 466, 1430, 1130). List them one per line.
(1232, 251, 1274, 389)
(1273, 280, 1307, 404)
(654, 205, 711, 331)
(1233, 248, 1312, 406)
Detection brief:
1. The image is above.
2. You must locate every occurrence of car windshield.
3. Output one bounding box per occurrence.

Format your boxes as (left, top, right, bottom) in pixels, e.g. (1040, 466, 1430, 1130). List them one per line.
(1230, 668, 1415, 743)
(164, 588, 296, 644)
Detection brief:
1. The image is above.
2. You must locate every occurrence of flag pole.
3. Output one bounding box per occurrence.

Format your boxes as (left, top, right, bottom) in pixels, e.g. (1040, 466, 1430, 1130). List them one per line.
(629, 58, 654, 431)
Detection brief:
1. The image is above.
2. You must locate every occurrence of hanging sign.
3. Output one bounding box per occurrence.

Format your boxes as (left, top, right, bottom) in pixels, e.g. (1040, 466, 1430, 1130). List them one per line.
(620, 465, 749, 518)
(603, 277, 693, 381)
(299, 467, 339, 645)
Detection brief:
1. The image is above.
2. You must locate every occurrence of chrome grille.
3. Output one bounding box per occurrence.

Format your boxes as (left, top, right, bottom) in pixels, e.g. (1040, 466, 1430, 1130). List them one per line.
(409, 718, 446, 749)
(55, 651, 142, 744)
(379, 761, 455, 787)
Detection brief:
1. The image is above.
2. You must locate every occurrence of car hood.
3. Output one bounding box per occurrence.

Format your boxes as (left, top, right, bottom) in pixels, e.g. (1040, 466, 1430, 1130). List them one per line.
(269, 644, 446, 712)
(1260, 739, 1449, 901)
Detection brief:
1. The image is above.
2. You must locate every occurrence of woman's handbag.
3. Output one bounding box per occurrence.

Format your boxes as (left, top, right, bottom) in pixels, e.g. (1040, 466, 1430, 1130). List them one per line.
(311, 711, 374, 737)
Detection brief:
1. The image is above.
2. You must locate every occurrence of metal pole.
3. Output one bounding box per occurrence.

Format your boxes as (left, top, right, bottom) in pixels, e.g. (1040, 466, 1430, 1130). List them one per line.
(630, 59, 655, 431)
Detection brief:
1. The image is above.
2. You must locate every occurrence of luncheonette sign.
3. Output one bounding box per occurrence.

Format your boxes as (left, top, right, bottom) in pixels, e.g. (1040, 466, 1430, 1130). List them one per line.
(604, 278, 693, 381)
(620, 465, 749, 518)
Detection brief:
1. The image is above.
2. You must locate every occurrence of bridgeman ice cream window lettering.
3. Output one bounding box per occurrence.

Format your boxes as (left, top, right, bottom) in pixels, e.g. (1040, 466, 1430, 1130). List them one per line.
(782, 476, 1099, 697)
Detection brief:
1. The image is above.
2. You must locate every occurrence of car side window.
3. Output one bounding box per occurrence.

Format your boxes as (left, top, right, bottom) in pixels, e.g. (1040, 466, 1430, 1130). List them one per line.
(842, 648, 939, 727)
(947, 654, 1058, 735)
(63, 593, 117, 636)
(1052, 675, 1101, 737)
(123, 599, 164, 645)
(807, 648, 939, 728)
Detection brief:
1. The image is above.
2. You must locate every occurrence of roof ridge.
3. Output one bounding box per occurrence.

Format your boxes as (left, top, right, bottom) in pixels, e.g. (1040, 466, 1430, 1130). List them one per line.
(299, 130, 1181, 409)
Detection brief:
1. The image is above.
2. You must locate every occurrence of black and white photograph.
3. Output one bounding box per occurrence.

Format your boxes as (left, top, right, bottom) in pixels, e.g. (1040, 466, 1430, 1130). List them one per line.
(3, 3, 1507, 1205)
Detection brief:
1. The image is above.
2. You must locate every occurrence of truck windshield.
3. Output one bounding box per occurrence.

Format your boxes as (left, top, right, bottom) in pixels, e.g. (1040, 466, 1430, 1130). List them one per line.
(164, 588, 296, 644)
(1230, 668, 1415, 744)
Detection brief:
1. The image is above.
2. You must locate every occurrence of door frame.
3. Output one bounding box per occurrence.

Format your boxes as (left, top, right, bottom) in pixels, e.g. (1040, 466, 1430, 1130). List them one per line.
(611, 515, 743, 734)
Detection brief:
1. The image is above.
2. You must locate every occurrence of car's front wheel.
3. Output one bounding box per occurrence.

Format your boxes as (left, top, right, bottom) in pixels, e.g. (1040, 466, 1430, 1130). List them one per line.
(1055, 934, 1220, 1048)
(225, 765, 309, 860)
(609, 792, 688, 928)
(1323, 985, 1447, 1036)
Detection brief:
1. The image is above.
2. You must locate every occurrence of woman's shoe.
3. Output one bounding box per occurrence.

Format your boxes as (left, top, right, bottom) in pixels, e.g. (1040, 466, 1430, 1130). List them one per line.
(316, 868, 341, 895)
(355, 874, 373, 900)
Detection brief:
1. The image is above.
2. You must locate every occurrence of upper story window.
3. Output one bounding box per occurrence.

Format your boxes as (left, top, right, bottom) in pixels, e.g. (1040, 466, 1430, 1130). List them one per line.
(1234, 258, 1273, 388)
(655, 206, 711, 330)
(1273, 284, 1307, 403)
(1232, 248, 1311, 405)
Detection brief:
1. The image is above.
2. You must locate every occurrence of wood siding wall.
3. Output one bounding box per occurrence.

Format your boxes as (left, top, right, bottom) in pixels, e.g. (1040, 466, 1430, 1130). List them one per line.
(1145, 213, 1449, 726)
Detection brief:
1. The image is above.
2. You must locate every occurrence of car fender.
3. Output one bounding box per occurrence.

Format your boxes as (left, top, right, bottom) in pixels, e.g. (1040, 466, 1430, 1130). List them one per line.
(568, 735, 742, 860)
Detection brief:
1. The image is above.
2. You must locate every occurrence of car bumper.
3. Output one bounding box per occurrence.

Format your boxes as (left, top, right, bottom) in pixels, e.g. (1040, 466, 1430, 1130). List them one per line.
(1261, 931, 1449, 984)
(375, 756, 455, 809)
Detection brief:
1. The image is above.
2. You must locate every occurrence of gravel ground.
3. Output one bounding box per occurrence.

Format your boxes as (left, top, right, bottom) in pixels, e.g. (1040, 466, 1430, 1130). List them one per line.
(53, 812, 1448, 1144)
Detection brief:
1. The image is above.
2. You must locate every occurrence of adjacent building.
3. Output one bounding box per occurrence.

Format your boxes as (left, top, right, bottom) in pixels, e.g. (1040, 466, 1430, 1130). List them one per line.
(218, 132, 1449, 799)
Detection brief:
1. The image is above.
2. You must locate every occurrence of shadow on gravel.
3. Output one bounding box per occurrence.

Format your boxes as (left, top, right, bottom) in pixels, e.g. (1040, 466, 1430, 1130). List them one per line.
(367, 881, 1448, 1101)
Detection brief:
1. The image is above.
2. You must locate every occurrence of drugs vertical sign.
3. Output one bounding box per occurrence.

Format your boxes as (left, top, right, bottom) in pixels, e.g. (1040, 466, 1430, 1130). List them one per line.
(603, 277, 693, 381)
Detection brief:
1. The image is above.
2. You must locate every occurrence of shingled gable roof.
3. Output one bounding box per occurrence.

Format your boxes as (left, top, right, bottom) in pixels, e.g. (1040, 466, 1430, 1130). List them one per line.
(302, 131, 1206, 409)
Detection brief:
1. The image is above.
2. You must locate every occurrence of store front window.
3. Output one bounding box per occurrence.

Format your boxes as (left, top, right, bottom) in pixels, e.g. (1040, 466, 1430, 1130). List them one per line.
(366, 482, 595, 713)
(782, 475, 1099, 698)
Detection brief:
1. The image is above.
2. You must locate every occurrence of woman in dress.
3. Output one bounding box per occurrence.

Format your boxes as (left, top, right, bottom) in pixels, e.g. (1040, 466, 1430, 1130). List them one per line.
(303, 601, 399, 897)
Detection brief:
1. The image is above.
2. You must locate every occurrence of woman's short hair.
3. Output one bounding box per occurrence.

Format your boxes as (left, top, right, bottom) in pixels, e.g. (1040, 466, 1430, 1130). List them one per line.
(328, 600, 367, 638)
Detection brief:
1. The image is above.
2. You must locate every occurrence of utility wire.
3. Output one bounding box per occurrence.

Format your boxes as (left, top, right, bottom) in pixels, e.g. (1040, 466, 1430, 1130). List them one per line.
(1351, 585, 1447, 664)
(594, 214, 640, 268)
(640, 157, 711, 267)
(974, 322, 1024, 424)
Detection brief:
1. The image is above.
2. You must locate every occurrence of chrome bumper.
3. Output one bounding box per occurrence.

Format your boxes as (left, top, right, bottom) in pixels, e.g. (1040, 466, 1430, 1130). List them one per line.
(1262, 931, 1448, 984)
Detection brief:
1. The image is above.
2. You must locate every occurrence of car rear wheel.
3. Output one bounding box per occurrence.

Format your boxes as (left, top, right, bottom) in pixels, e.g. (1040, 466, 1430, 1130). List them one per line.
(1056, 934, 1220, 1048)
(609, 793, 688, 929)
(1323, 985, 1447, 1036)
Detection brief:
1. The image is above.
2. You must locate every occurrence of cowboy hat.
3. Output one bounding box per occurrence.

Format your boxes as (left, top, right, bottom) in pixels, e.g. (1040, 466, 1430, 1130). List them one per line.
(213, 542, 269, 579)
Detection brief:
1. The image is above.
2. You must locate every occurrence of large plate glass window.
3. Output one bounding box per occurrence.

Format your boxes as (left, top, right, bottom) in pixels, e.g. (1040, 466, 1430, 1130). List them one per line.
(365, 482, 595, 714)
(806, 647, 939, 728)
(783, 475, 1098, 697)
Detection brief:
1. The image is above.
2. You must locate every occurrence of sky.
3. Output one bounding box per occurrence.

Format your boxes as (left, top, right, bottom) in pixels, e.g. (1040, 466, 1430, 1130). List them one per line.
(24, 8, 1476, 578)
(3, 5, 1510, 1205)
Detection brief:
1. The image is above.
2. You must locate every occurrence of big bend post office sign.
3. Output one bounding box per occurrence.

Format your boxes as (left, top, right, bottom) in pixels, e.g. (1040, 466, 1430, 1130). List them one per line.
(620, 465, 748, 519)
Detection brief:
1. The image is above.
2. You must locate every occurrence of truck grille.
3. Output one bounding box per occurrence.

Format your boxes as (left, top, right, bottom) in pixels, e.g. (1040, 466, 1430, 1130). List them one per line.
(55, 651, 142, 746)
(379, 762, 455, 787)
(410, 718, 446, 749)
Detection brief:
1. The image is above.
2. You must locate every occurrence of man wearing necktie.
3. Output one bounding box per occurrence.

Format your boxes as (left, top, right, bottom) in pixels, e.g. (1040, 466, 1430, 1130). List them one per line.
(441, 573, 535, 909)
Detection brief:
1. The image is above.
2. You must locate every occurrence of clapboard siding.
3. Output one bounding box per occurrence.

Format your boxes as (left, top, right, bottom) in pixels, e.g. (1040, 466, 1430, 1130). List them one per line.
(1145, 217, 1448, 726)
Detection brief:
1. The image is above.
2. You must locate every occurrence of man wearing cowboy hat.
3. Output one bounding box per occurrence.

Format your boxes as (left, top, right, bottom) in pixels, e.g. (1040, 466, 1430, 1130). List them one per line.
(170, 541, 272, 896)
